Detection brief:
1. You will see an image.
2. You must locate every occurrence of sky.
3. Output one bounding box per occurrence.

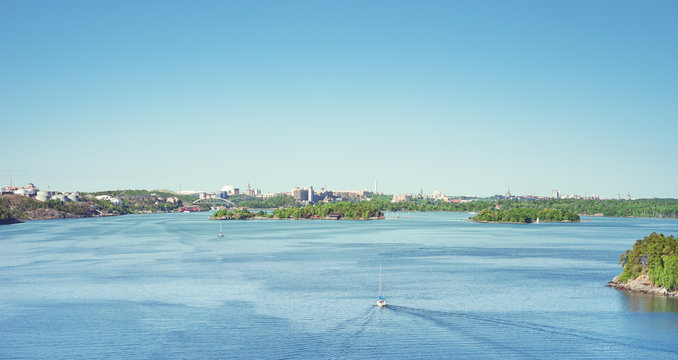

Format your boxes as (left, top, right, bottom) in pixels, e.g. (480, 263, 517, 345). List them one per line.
(1, 0, 677, 197)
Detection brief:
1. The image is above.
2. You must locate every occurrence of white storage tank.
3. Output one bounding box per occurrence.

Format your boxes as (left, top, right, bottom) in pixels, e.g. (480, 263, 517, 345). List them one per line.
(54, 194, 70, 202)
(36, 191, 51, 202)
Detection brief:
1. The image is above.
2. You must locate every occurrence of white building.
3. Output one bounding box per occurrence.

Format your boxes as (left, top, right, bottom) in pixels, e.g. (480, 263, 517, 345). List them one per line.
(95, 195, 122, 205)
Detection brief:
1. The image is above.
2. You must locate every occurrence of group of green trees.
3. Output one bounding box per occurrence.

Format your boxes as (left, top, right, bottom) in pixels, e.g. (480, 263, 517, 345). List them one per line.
(618, 232, 678, 291)
(273, 201, 383, 220)
(470, 207, 580, 223)
(525, 198, 678, 218)
(211, 208, 266, 220)
(226, 194, 294, 208)
(368, 198, 491, 213)
(364, 198, 678, 218)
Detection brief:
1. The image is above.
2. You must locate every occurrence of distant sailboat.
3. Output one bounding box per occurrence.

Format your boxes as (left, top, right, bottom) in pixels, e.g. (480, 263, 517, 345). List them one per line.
(218, 223, 224, 237)
(375, 265, 386, 307)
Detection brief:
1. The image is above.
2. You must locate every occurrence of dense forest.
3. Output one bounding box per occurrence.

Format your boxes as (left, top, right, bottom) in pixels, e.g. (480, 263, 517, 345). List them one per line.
(273, 202, 383, 220)
(225, 194, 294, 208)
(470, 208, 580, 223)
(366, 198, 678, 218)
(618, 232, 678, 291)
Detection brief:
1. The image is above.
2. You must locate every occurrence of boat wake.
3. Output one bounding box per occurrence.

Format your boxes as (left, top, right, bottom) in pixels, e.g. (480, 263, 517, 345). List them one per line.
(323, 307, 380, 356)
(387, 305, 678, 356)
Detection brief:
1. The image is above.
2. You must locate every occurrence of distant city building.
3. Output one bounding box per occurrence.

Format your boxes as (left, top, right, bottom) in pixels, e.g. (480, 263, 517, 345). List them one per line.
(431, 190, 450, 202)
(95, 195, 122, 205)
(220, 185, 237, 196)
(552, 189, 560, 199)
(391, 194, 411, 203)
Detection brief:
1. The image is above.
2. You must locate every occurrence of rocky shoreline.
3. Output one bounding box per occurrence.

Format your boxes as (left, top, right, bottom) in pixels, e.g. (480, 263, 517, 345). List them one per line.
(607, 274, 678, 297)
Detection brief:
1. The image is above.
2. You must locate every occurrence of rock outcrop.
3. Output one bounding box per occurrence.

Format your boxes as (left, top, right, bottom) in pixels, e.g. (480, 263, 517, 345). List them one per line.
(607, 274, 678, 297)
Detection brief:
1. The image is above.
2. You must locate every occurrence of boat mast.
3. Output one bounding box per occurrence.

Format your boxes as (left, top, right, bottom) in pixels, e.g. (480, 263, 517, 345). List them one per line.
(379, 264, 382, 297)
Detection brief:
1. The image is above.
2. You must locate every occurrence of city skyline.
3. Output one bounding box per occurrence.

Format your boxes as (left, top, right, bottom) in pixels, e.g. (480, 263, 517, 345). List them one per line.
(0, 177, 649, 200)
(2, 1, 677, 198)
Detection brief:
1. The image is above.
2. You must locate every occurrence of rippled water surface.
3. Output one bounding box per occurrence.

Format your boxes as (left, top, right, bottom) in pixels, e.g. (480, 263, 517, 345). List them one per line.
(2, 212, 678, 359)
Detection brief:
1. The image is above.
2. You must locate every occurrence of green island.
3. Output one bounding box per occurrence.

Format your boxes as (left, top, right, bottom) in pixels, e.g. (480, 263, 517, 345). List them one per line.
(211, 208, 268, 220)
(470, 208, 580, 223)
(609, 233, 678, 296)
(211, 202, 384, 220)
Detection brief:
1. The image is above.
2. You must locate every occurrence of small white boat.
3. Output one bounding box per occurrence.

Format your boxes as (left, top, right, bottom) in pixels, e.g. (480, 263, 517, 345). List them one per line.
(375, 265, 386, 307)
(218, 223, 224, 237)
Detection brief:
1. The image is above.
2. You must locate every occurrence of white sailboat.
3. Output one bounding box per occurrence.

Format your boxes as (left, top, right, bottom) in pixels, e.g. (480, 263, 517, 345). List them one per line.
(375, 264, 386, 307)
(218, 223, 224, 237)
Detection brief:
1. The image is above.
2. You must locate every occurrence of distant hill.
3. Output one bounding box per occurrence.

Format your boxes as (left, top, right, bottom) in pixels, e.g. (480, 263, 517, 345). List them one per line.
(0, 194, 101, 223)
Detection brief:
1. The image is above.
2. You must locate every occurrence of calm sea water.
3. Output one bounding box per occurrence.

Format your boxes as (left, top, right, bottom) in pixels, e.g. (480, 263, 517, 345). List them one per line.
(2, 212, 678, 359)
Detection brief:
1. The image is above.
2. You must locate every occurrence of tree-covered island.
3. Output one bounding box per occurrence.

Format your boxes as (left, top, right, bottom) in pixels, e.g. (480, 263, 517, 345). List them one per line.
(609, 232, 678, 296)
(211, 202, 384, 220)
(470, 208, 580, 223)
(211, 208, 267, 220)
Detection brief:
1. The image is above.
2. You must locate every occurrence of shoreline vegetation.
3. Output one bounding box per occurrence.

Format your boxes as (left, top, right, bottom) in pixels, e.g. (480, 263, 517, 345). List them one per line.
(469, 208, 580, 223)
(3, 191, 678, 225)
(0, 190, 201, 224)
(608, 232, 678, 297)
(211, 202, 384, 220)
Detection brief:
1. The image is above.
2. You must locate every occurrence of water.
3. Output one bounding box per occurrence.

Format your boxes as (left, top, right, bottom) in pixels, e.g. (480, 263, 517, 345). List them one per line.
(1, 212, 678, 359)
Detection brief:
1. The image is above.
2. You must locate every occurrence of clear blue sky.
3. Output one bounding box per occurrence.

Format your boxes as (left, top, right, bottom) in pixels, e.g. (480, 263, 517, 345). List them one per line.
(1, 1, 677, 197)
